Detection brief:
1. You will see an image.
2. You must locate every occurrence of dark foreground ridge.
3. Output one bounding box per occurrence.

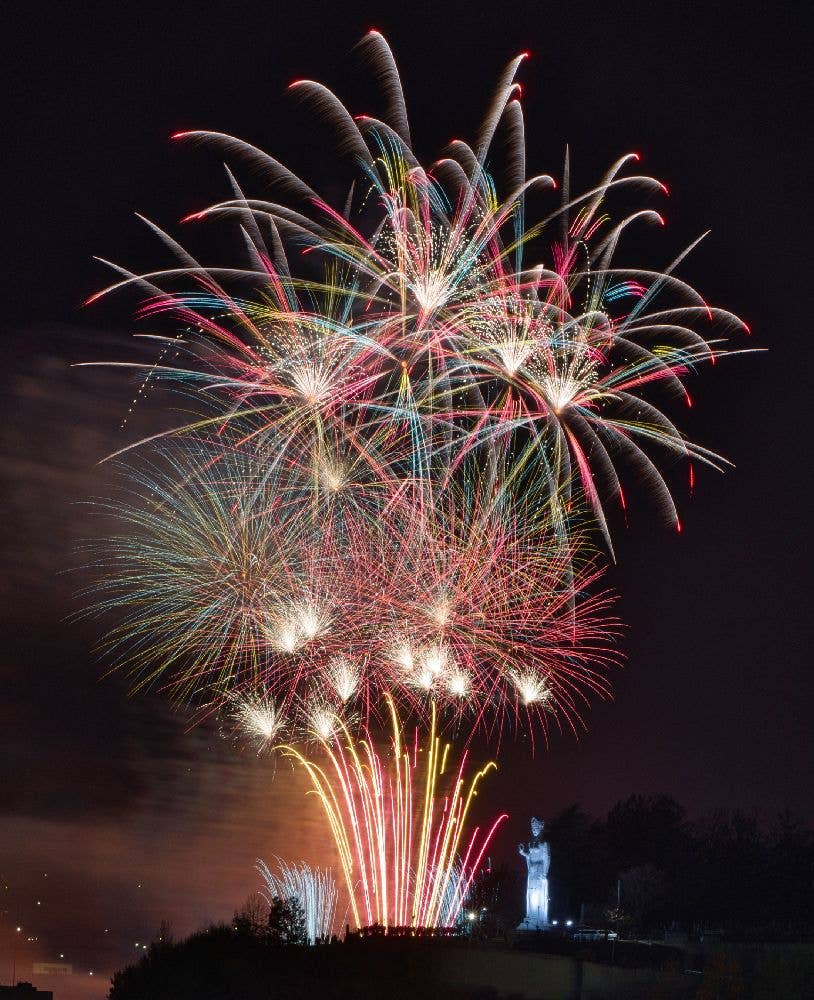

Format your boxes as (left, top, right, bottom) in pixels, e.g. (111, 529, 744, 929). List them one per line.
(108, 922, 814, 1000)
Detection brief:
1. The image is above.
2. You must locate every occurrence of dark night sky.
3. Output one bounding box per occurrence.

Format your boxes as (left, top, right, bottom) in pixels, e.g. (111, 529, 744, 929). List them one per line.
(1, 2, 811, 996)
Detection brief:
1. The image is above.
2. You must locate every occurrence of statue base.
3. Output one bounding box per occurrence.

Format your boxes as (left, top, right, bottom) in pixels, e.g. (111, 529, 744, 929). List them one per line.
(517, 918, 549, 931)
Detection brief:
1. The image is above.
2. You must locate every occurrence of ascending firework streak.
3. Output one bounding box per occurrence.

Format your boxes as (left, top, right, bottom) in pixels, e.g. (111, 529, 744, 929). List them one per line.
(256, 859, 338, 943)
(279, 696, 507, 929)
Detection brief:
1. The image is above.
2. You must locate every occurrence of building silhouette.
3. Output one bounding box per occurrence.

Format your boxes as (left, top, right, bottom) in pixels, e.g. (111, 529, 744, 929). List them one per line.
(0, 984, 54, 999)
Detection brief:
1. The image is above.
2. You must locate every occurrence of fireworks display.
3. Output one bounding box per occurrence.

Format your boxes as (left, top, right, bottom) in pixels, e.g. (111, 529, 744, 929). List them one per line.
(84, 32, 745, 741)
(80, 32, 744, 931)
(280, 697, 506, 929)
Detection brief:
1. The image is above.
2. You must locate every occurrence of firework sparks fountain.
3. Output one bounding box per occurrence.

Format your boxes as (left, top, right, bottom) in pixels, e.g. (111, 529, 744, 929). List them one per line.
(256, 859, 338, 943)
(280, 697, 507, 930)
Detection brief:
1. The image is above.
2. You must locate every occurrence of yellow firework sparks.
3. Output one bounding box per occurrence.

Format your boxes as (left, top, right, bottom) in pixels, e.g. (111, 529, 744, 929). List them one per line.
(280, 697, 506, 929)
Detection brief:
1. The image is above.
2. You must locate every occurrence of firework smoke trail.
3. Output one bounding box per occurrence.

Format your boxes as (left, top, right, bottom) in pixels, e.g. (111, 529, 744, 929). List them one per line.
(256, 859, 338, 943)
(279, 696, 507, 930)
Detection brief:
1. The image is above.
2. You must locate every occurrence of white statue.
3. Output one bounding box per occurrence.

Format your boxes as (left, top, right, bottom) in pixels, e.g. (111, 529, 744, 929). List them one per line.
(518, 816, 550, 929)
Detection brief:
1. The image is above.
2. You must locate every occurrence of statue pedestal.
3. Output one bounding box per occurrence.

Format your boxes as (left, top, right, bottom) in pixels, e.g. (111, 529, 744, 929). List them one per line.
(517, 918, 549, 930)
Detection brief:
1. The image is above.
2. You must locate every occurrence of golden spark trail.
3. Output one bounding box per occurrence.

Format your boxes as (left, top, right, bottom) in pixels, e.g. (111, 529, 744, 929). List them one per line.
(280, 695, 506, 929)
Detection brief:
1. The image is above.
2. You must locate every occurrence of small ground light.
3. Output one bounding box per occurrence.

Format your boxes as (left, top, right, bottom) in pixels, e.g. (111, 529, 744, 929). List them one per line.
(566, 919, 573, 926)
(552, 920, 558, 925)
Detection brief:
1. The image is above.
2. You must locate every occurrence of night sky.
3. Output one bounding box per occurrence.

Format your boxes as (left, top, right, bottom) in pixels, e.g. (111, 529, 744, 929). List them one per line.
(1, 2, 811, 997)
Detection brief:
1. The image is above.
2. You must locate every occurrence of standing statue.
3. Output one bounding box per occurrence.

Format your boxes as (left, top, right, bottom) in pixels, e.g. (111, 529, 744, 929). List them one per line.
(518, 816, 550, 929)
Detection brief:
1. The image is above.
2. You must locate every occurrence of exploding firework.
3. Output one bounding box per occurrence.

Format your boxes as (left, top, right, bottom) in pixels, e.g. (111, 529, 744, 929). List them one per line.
(280, 696, 507, 930)
(227, 690, 283, 754)
(86, 442, 620, 739)
(86, 33, 745, 549)
(81, 31, 746, 746)
(256, 859, 338, 943)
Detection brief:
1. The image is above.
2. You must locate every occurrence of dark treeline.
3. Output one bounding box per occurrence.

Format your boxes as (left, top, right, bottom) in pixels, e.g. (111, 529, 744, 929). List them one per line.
(107, 796, 813, 999)
(109, 916, 503, 1000)
(538, 795, 813, 937)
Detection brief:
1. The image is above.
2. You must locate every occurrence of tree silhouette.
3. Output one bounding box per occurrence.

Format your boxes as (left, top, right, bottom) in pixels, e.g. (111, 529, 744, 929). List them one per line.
(268, 894, 307, 945)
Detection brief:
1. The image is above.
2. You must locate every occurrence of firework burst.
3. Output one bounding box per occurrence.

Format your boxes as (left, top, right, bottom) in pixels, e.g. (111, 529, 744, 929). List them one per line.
(81, 31, 747, 749)
(86, 444, 619, 740)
